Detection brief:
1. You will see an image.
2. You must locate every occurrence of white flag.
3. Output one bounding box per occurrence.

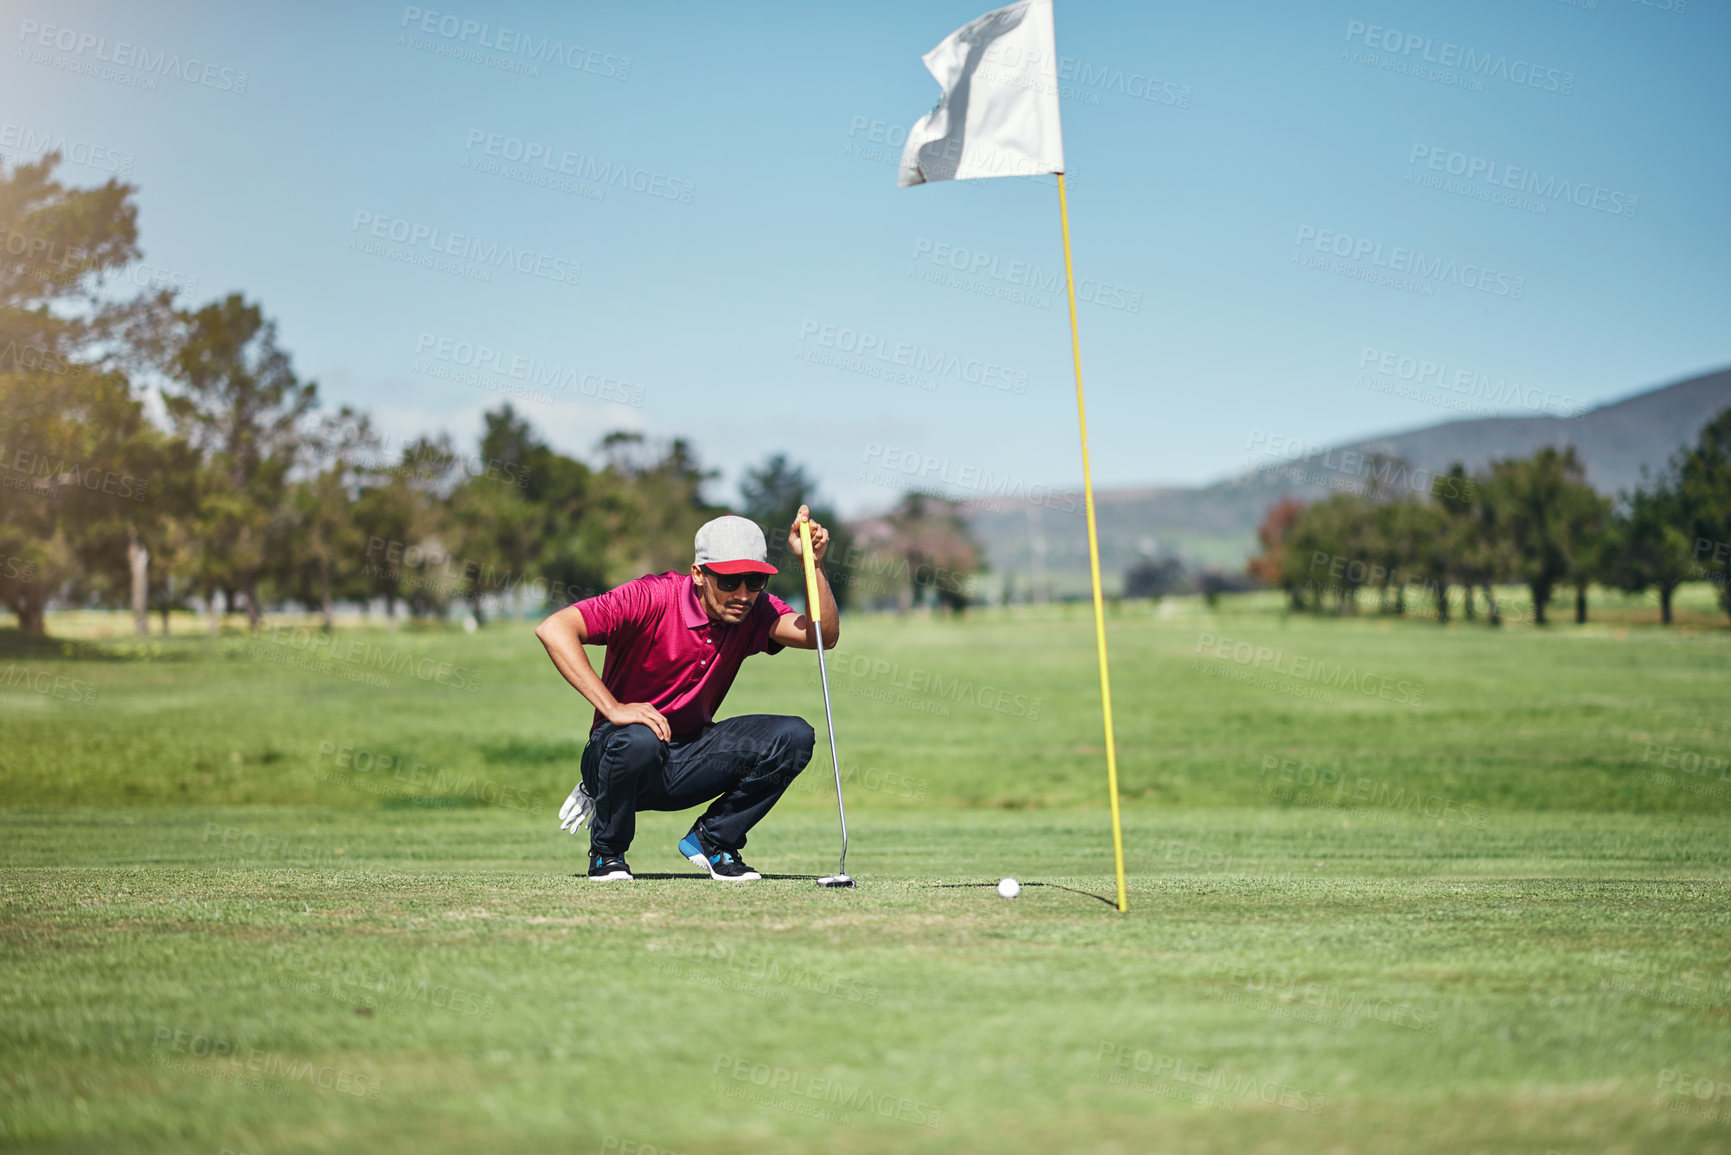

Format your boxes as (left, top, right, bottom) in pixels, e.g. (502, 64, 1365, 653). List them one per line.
(898, 0, 1065, 187)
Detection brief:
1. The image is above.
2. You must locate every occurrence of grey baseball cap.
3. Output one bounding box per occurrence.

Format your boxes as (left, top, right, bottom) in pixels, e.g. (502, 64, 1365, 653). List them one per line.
(694, 515, 778, 575)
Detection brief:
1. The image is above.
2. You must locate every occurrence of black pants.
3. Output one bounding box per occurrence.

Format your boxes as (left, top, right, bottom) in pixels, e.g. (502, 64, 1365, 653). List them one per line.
(580, 714, 815, 856)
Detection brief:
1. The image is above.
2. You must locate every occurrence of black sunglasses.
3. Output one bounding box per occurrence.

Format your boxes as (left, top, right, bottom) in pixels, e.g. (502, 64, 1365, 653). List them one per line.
(701, 567, 769, 593)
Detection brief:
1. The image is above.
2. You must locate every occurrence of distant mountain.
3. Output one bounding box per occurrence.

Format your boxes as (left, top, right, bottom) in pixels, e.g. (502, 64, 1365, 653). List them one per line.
(1320, 365, 1731, 496)
(964, 365, 1731, 597)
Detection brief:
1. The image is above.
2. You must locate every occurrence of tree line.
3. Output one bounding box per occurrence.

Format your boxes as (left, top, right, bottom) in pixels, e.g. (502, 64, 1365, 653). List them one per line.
(0, 154, 982, 638)
(1245, 423, 1731, 626)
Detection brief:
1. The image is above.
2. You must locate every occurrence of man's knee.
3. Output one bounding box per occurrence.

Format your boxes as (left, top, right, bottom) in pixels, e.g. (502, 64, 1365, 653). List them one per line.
(773, 717, 816, 770)
(602, 723, 667, 773)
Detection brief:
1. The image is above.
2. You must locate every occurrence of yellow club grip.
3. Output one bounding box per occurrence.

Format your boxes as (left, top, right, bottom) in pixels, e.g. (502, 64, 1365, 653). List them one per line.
(798, 517, 821, 626)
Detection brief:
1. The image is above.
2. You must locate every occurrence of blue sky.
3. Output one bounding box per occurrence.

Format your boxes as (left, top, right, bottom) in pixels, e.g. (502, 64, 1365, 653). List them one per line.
(4, 0, 1726, 514)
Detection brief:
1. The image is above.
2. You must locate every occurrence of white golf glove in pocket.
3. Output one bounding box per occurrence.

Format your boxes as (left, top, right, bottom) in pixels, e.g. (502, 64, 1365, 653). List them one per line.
(558, 782, 595, 833)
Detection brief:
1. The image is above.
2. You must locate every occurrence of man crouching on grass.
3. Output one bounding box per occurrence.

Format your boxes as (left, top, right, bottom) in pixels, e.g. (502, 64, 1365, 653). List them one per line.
(535, 507, 838, 882)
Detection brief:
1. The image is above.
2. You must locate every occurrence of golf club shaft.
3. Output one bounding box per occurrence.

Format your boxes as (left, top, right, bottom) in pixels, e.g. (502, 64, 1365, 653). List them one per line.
(812, 630, 847, 876)
(800, 516, 848, 878)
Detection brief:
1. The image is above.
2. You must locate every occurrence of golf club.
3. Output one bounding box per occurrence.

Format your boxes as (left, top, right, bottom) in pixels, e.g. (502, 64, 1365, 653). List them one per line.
(800, 515, 854, 889)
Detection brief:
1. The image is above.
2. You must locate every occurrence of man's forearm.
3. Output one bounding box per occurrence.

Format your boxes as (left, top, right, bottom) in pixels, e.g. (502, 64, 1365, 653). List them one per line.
(813, 565, 840, 648)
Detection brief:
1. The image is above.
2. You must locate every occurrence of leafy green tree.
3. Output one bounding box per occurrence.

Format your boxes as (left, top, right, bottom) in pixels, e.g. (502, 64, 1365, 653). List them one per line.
(1245, 497, 1306, 609)
(64, 417, 191, 635)
(282, 408, 378, 630)
(351, 470, 417, 622)
(526, 450, 605, 611)
(1393, 496, 1453, 622)
(476, 403, 541, 491)
(137, 443, 204, 634)
(1561, 483, 1612, 624)
(1125, 555, 1186, 600)
(1278, 502, 1332, 611)
(1369, 496, 1429, 615)
(162, 294, 318, 631)
(350, 434, 462, 623)
(462, 404, 612, 619)
(1605, 470, 1695, 624)
(1485, 447, 1602, 626)
(443, 405, 543, 624)
(586, 432, 723, 586)
(859, 493, 983, 614)
(0, 154, 167, 635)
(1678, 408, 1731, 622)
(0, 363, 154, 634)
(1282, 494, 1377, 613)
(1435, 464, 1507, 624)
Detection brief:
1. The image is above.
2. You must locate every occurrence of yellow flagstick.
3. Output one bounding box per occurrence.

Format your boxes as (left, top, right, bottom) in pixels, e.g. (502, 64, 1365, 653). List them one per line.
(1056, 172, 1128, 913)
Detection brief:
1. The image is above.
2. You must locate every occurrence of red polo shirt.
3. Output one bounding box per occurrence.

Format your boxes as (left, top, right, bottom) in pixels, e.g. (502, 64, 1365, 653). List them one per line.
(574, 571, 794, 739)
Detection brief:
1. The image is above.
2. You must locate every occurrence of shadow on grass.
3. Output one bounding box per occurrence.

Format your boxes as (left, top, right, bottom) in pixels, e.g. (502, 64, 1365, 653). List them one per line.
(932, 880, 1119, 908)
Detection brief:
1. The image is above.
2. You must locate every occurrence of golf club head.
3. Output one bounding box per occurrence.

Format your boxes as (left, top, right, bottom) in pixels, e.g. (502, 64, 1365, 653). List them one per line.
(816, 874, 855, 888)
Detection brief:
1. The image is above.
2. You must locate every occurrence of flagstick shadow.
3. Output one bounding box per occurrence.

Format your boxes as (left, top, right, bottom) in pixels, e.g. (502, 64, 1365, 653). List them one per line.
(930, 881, 1118, 908)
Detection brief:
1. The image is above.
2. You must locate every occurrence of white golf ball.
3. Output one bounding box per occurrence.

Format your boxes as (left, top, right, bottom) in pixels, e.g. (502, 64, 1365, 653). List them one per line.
(997, 877, 1020, 899)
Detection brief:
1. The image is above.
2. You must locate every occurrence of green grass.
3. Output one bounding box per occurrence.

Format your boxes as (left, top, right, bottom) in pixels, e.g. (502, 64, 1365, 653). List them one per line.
(4, 588, 1729, 815)
(3, 591, 1731, 1153)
